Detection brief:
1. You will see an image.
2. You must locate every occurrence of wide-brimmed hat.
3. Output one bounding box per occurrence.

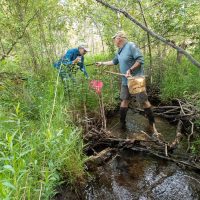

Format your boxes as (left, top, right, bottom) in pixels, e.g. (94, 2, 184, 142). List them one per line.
(112, 31, 127, 39)
(78, 44, 90, 52)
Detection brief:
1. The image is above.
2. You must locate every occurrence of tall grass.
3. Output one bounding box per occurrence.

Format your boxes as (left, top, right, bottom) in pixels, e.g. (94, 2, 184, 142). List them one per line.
(161, 68, 200, 100)
(149, 54, 200, 107)
(0, 53, 121, 199)
(0, 65, 86, 199)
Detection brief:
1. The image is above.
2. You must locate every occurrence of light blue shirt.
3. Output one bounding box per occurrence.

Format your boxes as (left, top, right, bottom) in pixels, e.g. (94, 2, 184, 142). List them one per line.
(113, 42, 144, 85)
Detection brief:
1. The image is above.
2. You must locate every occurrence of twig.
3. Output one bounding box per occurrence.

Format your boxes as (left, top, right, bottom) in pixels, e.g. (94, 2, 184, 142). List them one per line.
(183, 175, 200, 185)
(162, 108, 180, 114)
(177, 99, 185, 115)
(169, 120, 183, 150)
(131, 147, 200, 171)
(165, 144, 168, 157)
(186, 120, 194, 153)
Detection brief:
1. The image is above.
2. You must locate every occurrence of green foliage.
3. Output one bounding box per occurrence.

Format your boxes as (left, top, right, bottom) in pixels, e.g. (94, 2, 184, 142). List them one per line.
(159, 55, 200, 103)
(0, 52, 121, 198)
(0, 68, 86, 199)
(191, 136, 200, 155)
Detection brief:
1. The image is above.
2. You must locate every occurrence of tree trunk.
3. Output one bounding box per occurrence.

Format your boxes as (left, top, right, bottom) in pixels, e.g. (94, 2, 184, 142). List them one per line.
(15, 1, 38, 71)
(138, 0, 153, 83)
(177, 42, 187, 63)
(37, 10, 52, 65)
(88, 16, 105, 53)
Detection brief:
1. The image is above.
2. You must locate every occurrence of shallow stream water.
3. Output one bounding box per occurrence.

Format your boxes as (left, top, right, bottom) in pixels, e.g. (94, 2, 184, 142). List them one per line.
(83, 110, 200, 200)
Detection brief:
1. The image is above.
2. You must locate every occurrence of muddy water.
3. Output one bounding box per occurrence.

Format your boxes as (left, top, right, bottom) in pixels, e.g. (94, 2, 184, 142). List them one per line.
(107, 110, 177, 141)
(84, 151, 200, 200)
(84, 110, 200, 200)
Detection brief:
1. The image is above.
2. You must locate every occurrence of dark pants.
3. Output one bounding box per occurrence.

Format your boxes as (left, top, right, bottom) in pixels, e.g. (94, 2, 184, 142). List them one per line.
(119, 85, 155, 128)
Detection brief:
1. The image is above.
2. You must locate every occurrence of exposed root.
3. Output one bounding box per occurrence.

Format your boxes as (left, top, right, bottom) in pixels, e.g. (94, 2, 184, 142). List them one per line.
(169, 120, 183, 150)
(187, 121, 194, 153)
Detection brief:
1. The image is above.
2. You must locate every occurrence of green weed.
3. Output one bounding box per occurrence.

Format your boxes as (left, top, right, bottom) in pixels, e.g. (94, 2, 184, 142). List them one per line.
(0, 68, 86, 199)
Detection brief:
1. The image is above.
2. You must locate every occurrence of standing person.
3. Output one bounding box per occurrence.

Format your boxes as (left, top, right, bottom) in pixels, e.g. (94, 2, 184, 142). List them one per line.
(96, 31, 160, 137)
(53, 44, 89, 81)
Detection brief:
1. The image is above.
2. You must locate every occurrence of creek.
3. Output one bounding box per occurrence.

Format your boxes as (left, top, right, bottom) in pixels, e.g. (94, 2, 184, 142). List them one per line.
(56, 109, 200, 200)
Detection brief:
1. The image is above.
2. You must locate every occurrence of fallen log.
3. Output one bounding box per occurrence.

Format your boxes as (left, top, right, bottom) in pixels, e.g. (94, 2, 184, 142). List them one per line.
(85, 148, 117, 171)
(84, 123, 200, 170)
(85, 134, 200, 172)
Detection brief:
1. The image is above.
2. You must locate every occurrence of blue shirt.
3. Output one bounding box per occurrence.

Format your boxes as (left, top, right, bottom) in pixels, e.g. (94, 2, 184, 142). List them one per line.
(53, 48, 88, 78)
(113, 42, 144, 85)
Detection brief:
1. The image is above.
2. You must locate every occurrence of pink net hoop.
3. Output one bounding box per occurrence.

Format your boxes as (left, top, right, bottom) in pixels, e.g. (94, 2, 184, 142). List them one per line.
(89, 80, 103, 94)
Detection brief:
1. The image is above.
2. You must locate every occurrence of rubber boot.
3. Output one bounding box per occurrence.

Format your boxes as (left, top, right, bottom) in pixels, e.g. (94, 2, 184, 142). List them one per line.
(144, 108, 162, 139)
(119, 107, 128, 130)
(144, 107, 155, 126)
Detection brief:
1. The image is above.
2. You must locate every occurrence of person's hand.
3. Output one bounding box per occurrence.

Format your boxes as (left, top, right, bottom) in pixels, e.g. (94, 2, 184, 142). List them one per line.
(96, 62, 103, 67)
(73, 57, 81, 64)
(125, 69, 132, 78)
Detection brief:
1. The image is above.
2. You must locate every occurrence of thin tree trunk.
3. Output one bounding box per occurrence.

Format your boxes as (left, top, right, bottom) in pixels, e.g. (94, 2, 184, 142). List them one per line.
(25, 33, 38, 71)
(138, 0, 153, 83)
(88, 16, 105, 53)
(48, 19, 57, 59)
(116, 0, 122, 30)
(37, 10, 52, 64)
(117, 12, 122, 30)
(0, 39, 6, 56)
(15, 1, 38, 71)
(92, 28, 95, 54)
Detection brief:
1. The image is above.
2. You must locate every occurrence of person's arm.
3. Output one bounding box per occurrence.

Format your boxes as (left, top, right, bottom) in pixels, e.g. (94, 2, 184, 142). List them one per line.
(80, 65, 89, 78)
(62, 50, 80, 65)
(78, 56, 89, 78)
(96, 54, 118, 66)
(126, 44, 144, 77)
(126, 61, 141, 77)
(96, 60, 115, 66)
